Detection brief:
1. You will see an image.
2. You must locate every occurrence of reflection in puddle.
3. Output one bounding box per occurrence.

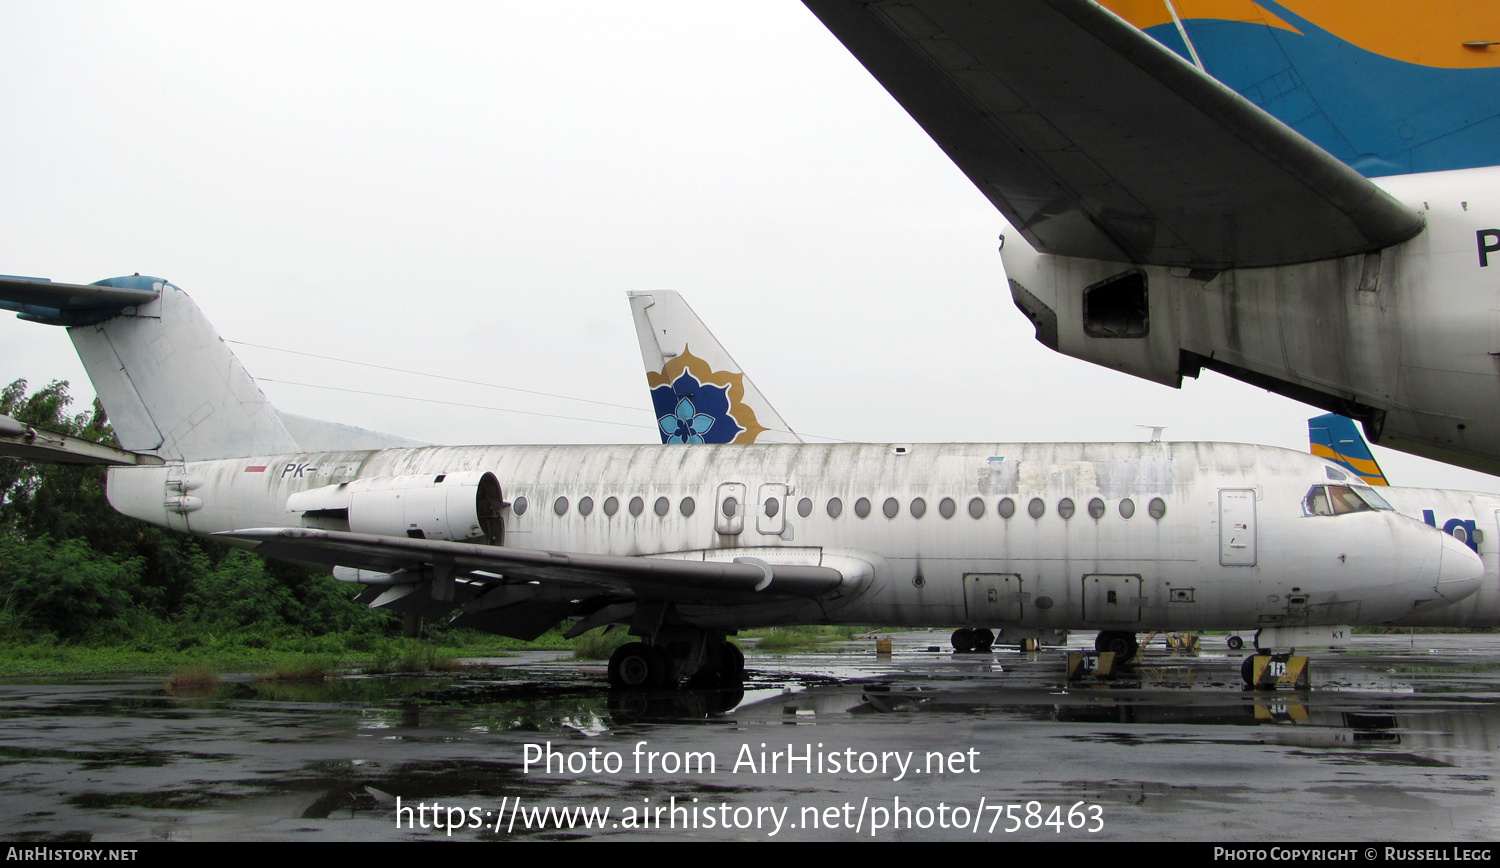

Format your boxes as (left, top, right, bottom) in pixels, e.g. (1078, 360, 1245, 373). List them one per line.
(1, 635, 1499, 840)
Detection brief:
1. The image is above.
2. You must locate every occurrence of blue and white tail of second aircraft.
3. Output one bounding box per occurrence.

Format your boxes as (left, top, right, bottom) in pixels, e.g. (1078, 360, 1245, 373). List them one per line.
(628, 291, 802, 445)
(1308, 414, 1388, 487)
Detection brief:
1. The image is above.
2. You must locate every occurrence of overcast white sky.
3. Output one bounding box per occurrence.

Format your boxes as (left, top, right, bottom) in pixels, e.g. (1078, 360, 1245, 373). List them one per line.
(2, 1, 1496, 493)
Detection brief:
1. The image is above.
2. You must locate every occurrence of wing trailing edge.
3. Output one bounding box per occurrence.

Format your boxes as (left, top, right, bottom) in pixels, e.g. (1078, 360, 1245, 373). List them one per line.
(219, 527, 866, 604)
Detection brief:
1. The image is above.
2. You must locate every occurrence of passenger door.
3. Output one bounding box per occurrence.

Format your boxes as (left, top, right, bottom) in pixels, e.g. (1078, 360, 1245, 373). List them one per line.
(1219, 488, 1257, 566)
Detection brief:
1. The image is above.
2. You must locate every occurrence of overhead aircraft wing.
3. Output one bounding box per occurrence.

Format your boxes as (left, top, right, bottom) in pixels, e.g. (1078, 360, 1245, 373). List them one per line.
(0, 276, 160, 326)
(219, 527, 850, 605)
(803, 0, 1425, 269)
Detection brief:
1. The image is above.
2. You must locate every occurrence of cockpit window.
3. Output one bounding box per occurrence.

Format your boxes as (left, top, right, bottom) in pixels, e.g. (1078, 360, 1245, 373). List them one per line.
(1352, 486, 1395, 511)
(1304, 486, 1333, 516)
(1305, 484, 1386, 516)
(1326, 485, 1372, 514)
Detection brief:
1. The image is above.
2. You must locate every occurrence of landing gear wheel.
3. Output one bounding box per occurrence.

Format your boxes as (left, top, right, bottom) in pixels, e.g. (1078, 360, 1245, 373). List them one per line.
(1227, 635, 1245, 651)
(608, 642, 666, 689)
(722, 642, 745, 679)
(972, 628, 995, 651)
(1241, 655, 1256, 688)
(951, 628, 977, 653)
(1094, 630, 1139, 660)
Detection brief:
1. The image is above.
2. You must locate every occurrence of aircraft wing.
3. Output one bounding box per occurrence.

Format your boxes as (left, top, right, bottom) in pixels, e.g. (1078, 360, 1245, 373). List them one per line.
(803, 0, 1425, 269)
(219, 527, 851, 605)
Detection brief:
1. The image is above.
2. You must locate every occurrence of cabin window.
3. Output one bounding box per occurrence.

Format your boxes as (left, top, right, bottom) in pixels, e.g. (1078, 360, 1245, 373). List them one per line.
(910, 497, 927, 518)
(553, 496, 569, 516)
(629, 496, 645, 517)
(997, 497, 1014, 519)
(1058, 498, 1075, 519)
(883, 498, 899, 518)
(797, 497, 812, 518)
(1148, 497, 1167, 520)
(680, 496, 695, 517)
(603, 496, 619, 516)
(722, 496, 739, 518)
(1119, 498, 1136, 519)
(855, 497, 872, 518)
(827, 497, 843, 518)
(1028, 498, 1045, 519)
(513, 496, 528, 516)
(765, 498, 780, 518)
(1087, 497, 1105, 519)
(939, 497, 956, 518)
(654, 497, 670, 517)
(578, 496, 594, 516)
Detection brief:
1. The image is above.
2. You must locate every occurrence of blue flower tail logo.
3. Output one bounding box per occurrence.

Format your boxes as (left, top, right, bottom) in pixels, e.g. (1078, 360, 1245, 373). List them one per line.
(646, 347, 767, 444)
(661, 396, 717, 444)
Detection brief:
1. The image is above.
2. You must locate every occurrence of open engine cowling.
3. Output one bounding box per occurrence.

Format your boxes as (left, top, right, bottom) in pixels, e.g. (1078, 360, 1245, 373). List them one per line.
(287, 471, 504, 544)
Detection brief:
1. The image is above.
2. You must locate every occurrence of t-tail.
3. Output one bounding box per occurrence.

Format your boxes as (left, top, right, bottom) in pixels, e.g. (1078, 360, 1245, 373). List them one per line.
(0, 275, 421, 461)
(1309, 413, 1388, 486)
(628, 290, 801, 444)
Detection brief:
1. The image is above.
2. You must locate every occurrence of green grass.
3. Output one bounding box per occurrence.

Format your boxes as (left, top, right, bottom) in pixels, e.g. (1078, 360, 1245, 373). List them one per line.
(367, 640, 463, 673)
(744, 625, 868, 652)
(571, 627, 633, 661)
(164, 664, 220, 693)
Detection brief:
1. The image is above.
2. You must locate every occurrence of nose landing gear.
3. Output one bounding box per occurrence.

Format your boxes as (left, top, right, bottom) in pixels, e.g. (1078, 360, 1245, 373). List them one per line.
(1093, 630, 1139, 661)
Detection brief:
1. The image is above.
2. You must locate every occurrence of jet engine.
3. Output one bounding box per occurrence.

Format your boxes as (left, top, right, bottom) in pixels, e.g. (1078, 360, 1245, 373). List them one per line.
(287, 471, 504, 544)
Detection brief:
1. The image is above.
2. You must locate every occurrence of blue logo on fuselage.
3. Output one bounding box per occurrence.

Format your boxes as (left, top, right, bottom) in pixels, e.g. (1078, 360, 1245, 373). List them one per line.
(1423, 509, 1481, 554)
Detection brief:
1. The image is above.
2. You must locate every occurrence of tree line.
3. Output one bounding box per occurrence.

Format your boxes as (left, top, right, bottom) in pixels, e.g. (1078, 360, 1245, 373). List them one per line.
(0, 379, 398, 647)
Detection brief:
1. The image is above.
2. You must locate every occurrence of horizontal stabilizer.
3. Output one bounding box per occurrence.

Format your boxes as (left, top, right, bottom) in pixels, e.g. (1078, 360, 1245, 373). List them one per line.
(0, 415, 164, 466)
(804, 0, 1425, 268)
(0, 275, 160, 326)
(220, 527, 855, 604)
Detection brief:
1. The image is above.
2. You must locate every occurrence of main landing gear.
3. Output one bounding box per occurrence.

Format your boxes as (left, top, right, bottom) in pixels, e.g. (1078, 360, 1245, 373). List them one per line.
(950, 627, 995, 653)
(606, 628, 744, 689)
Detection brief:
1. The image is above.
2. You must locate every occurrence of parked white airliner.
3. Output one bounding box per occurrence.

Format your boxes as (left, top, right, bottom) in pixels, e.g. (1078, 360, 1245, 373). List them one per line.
(1310, 414, 1500, 631)
(0, 276, 1482, 688)
(630, 289, 1500, 656)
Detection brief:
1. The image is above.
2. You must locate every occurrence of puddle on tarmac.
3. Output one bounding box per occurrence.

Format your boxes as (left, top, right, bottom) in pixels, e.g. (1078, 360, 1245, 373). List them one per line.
(1, 633, 1497, 841)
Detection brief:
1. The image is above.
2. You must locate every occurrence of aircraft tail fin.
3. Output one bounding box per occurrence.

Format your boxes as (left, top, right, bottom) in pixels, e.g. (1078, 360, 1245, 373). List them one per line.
(1308, 413, 1389, 486)
(0, 275, 417, 461)
(628, 291, 801, 444)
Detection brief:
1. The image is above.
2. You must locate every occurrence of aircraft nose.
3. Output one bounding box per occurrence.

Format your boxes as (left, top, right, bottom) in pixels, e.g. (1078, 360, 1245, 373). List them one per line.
(1435, 532, 1484, 603)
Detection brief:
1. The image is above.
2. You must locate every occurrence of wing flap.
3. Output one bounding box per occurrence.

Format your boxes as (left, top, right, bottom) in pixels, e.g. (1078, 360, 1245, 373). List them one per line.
(804, 0, 1425, 268)
(219, 527, 850, 604)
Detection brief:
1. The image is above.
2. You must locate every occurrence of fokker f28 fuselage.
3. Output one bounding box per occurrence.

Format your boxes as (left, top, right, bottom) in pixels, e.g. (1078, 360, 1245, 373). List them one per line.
(104, 440, 1479, 638)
